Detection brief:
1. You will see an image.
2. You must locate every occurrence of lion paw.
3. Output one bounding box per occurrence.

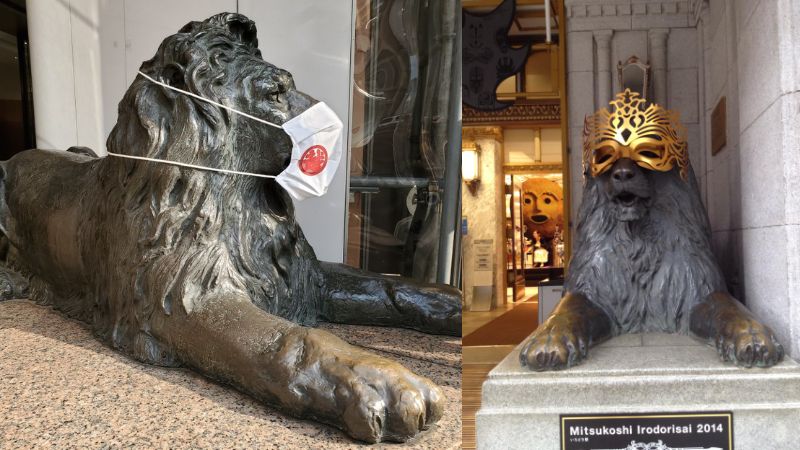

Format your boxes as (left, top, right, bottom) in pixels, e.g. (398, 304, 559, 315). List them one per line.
(519, 325, 588, 371)
(715, 319, 784, 368)
(295, 330, 443, 443)
(335, 358, 443, 443)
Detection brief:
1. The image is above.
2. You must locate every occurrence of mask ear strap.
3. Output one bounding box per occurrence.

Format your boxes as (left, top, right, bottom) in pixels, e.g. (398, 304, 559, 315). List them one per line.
(137, 71, 284, 130)
(105, 152, 278, 179)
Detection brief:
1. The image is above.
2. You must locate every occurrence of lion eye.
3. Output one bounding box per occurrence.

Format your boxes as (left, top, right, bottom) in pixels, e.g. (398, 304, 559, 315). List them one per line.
(595, 153, 613, 164)
(638, 150, 661, 159)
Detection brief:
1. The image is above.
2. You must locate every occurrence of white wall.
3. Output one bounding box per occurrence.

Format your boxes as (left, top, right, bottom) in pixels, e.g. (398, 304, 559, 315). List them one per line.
(26, 0, 354, 262)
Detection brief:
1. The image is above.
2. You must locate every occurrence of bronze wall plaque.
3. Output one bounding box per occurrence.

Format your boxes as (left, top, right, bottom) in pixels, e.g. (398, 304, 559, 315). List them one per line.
(561, 412, 733, 450)
(711, 96, 727, 155)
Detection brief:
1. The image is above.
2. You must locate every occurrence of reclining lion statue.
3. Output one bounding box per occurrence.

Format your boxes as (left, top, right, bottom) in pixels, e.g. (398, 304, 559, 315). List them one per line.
(520, 90, 783, 371)
(0, 13, 460, 443)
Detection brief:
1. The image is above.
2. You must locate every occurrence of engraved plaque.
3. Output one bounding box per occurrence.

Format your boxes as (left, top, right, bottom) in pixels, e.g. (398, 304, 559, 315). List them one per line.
(561, 412, 733, 450)
(474, 239, 493, 271)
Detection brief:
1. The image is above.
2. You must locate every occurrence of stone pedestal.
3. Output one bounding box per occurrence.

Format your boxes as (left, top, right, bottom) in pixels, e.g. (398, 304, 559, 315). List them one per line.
(476, 333, 800, 449)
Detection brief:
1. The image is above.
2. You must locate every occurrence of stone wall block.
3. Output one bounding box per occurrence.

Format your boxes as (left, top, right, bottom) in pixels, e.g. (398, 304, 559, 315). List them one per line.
(685, 122, 704, 177)
(782, 92, 800, 225)
(742, 225, 791, 353)
(632, 12, 689, 29)
(668, 27, 699, 69)
(669, 68, 699, 123)
(567, 31, 595, 72)
(736, 0, 781, 131)
(707, 18, 728, 102)
(787, 224, 800, 359)
(568, 71, 597, 124)
(739, 99, 786, 229)
(708, 152, 731, 232)
(568, 16, 633, 32)
(735, 0, 758, 34)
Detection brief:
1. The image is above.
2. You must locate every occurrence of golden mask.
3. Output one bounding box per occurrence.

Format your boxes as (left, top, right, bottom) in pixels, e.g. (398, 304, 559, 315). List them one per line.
(583, 89, 689, 180)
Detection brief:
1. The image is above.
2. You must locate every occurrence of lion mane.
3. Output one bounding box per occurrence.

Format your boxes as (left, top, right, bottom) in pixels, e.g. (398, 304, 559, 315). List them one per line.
(566, 167, 726, 334)
(18, 13, 324, 365)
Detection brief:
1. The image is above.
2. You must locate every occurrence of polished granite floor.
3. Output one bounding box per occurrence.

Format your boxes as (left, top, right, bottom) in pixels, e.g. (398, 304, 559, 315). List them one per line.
(461, 287, 538, 448)
(0, 300, 461, 449)
(462, 287, 537, 336)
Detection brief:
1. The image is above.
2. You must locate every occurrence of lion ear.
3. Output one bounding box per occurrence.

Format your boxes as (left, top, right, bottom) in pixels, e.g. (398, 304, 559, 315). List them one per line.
(223, 14, 258, 48)
(192, 13, 258, 49)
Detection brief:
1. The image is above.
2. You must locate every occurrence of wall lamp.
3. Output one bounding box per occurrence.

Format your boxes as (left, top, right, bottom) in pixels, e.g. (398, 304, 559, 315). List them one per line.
(462, 144, 481, 196)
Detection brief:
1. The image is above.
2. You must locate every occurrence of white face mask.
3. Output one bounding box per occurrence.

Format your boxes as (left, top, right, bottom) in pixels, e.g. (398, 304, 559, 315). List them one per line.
(106, 71, 343, 201)
(275, 102, 343, 200)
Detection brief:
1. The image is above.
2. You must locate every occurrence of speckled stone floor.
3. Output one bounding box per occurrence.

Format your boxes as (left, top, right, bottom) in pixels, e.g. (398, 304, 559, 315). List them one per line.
(0, 300, 461, 449)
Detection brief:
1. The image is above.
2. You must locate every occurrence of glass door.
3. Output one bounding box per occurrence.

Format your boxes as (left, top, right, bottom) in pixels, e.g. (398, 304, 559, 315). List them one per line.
(506, 176, 527, 302)
(347, 0, 461, 284)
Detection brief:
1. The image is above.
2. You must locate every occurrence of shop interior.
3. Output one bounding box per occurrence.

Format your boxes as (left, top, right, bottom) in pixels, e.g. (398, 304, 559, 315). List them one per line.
(0, 0, 34, 161)
(460, 0, 567, 447)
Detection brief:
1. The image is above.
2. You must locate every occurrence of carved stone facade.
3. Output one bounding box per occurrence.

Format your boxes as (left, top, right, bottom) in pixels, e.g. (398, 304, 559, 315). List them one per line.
(462, 102, 561, 126)
(565, 1, 691, 31)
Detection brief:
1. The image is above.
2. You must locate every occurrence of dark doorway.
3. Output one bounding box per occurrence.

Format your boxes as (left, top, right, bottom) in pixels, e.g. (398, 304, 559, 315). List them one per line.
(0, 0, 35, 160)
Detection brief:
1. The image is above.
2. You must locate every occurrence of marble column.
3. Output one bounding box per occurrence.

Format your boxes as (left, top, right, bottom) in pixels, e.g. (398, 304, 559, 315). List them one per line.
(593, 30, 613, 108)
(462, 127, 506, 310)
(649, 28, 670, 105)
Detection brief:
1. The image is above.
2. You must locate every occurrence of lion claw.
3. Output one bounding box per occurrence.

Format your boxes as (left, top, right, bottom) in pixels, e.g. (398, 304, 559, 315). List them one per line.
(715, 320, 784, 368)
(520, 326, 589, 371)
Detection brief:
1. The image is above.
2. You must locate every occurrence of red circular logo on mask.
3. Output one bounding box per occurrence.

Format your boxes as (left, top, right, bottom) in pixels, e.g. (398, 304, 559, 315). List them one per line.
(299, 145, 328, 176)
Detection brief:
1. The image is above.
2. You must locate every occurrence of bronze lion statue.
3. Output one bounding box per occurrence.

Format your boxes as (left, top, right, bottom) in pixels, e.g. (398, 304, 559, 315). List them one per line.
(0, 13, 460, 443)
(520, 90, 783, 371)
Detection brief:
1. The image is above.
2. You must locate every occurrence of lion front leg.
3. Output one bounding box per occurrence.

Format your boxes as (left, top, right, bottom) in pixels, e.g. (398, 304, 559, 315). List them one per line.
(519, 292, 612, 370)
(157, 293, 444, 443)
(318, 262, 461, 336)
(690, 292, 784, 367)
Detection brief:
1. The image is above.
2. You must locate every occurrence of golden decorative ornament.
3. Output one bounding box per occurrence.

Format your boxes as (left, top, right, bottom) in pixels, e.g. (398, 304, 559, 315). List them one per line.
(582, 89, 689, 180)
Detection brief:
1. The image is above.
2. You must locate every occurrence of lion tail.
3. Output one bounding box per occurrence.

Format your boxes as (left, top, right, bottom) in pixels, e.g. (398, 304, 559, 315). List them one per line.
(0, 162, 29, 301)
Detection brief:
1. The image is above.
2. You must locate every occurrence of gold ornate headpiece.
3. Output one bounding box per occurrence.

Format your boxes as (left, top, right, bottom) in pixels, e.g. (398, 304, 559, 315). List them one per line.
(583, 89, 689, 180)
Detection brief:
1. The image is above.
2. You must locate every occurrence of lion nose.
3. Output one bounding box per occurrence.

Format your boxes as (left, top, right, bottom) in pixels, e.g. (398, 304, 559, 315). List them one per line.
(611, 158, 637, 181)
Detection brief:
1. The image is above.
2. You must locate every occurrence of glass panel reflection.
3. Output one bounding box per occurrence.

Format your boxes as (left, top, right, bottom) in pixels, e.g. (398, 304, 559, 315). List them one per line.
(347, 0, 459, 282)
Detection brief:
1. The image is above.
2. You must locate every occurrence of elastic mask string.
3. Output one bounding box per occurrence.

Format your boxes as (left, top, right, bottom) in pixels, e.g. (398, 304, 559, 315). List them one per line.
(136, 71, 283, 129)
(105, 70, 284, 179)
(104, 152, 278, 179)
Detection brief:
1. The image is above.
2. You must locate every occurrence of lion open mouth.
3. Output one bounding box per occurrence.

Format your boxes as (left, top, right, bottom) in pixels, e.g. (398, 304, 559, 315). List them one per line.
(615, 191, 639, 207)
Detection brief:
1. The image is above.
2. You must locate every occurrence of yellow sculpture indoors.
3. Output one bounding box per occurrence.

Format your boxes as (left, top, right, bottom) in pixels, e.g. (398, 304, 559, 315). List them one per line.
(583, 89, 689, 180)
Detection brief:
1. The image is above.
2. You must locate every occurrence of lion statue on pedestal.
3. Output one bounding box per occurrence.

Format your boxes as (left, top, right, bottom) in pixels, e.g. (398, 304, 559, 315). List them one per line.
(0, 13, 460, 443)
(520, 90, 783, 371)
